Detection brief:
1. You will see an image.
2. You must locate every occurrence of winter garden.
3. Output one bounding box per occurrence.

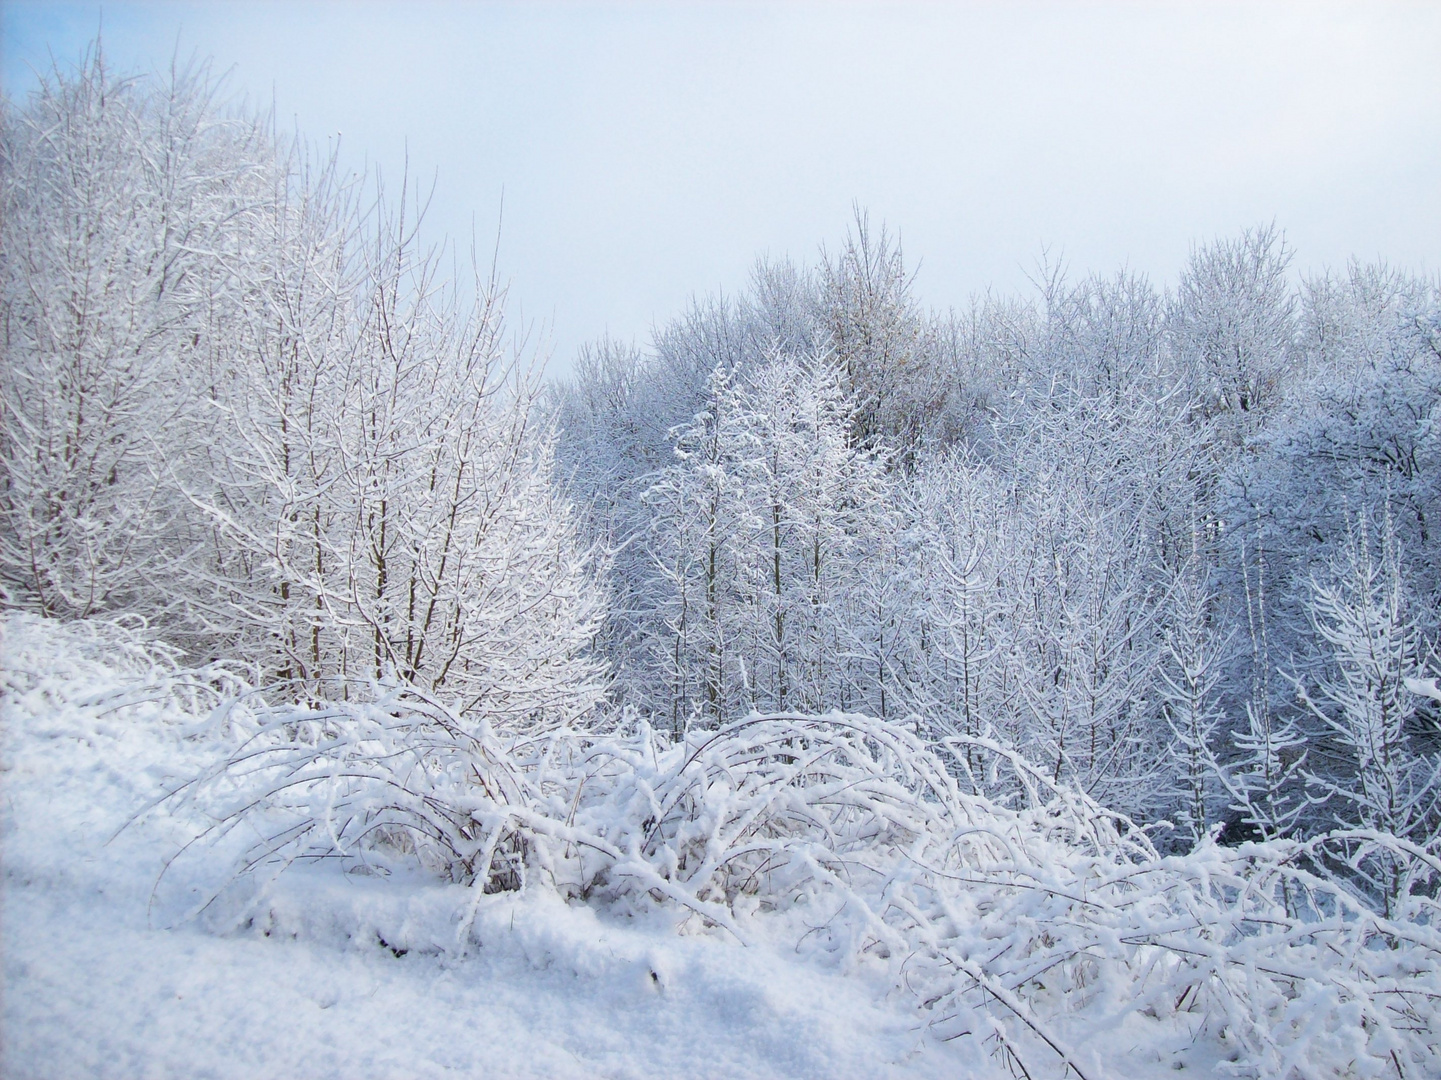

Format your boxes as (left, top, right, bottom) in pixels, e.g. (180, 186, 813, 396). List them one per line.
(3, 49, 1441, 1080)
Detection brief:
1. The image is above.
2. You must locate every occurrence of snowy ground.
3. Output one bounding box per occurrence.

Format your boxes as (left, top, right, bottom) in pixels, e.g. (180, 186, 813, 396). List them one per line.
(9, 615, 1433, 1080)
(1, 616, 982, 1080)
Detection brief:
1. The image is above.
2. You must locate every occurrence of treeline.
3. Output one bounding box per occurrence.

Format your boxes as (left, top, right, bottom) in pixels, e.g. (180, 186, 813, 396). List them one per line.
(4, 50, 1440, 898)
(552, 214, 1441, 879)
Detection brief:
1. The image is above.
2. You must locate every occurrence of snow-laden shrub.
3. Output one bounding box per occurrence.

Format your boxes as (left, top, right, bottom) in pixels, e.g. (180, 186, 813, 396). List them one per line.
(0, 613, 253, 741)
(175, 680, 1441, 1080)
(19, 614, 1430, 1078)
(11, 611, 1429, 1079)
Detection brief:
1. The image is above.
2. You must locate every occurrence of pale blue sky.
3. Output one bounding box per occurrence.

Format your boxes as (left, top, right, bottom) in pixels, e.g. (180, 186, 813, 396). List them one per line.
(4, 2, 1439, 376)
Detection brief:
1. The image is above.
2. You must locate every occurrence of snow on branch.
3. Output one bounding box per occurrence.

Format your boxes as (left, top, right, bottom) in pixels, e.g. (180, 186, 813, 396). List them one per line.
(177, 678, 1439, 1080)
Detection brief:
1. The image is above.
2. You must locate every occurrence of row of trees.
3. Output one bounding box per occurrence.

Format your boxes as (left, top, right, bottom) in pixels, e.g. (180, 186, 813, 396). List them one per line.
(5, 49, 1437, 907)
(552, 215, 1441, 891)
(1, 51, 604, 727)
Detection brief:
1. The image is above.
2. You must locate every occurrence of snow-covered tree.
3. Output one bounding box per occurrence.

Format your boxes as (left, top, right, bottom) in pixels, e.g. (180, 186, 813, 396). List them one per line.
(1171, 223, 1296, 432)
(639, 363, 751, 729)
(728, 352, 893, 714)
(3, 47, 608, 731)
(636, 350, 892, 726)
(819, 210, 949, 455)
(1294, 511, 1441, 910)
(0, 49, 272, 621)
(1158, 560, 1231, 846)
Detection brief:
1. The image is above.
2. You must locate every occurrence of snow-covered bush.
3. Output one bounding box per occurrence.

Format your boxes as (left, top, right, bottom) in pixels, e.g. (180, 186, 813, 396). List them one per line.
(7, 611, 1437, 1078)
(0, 612, 252, 734)
(178, 678, 1441, 1080)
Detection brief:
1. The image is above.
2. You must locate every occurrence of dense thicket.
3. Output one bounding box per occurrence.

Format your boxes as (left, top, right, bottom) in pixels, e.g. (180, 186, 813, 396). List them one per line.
(552, 216, 1441, 871)
(1, 52, 605, 728)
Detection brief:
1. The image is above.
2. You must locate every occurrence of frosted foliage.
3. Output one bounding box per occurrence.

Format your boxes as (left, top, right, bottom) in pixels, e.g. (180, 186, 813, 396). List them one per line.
(64, 613, 1418, 1080)
(1295, 513, 1441, 913)
(0, 53, 275, 618)
(2, 52, 606, 732)
(638, 353, 892, 729)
